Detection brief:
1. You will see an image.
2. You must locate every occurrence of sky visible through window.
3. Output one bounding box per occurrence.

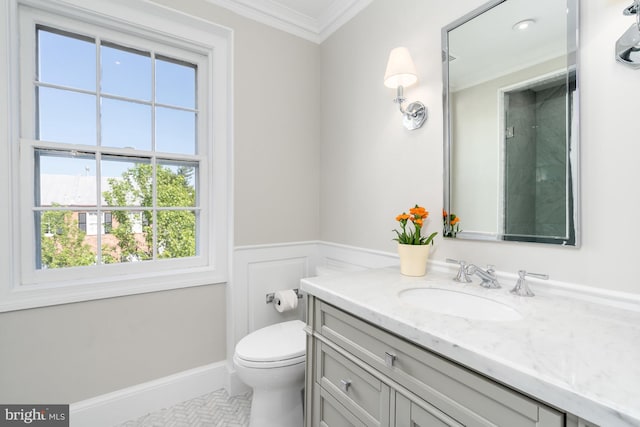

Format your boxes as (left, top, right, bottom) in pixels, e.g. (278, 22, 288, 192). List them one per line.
(37, 28, 197, 181)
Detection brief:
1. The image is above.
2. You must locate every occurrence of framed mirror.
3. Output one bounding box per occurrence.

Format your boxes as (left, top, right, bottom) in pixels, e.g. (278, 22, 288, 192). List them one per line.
(442, 0, 579, 246)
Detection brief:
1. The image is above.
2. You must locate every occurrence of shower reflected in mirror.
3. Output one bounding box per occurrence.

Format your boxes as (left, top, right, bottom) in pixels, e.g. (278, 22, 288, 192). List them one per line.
(442, 0, 580, 246)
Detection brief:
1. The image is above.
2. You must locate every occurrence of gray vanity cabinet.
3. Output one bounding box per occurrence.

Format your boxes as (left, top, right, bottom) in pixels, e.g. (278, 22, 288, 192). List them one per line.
(305, 296, 567, 427)
(314, 341, 391, 426)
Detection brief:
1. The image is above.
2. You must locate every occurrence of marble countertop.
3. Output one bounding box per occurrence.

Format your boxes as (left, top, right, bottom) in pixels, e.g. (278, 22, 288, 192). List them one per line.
(300, 266, 640, 427)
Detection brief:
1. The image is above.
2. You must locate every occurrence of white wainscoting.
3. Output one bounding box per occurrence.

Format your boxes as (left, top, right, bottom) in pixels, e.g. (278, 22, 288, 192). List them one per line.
(316, 241, 399, 272)
(226, 241, 399, 395)
(229, 241, 399, 356)
(227, 242, 318, 394)
(229, 242, 317, 356)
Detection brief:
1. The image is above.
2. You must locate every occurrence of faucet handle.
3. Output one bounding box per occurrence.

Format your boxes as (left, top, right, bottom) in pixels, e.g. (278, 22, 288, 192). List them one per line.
(446, 258, 472, 283)
(481, 264, 501, 289)
(510, 270, 549, 297)
(520, 271, 549, 280)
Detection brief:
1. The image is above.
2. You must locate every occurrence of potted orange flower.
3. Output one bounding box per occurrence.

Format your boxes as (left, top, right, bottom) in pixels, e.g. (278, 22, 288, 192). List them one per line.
(393, 205, 438, 276)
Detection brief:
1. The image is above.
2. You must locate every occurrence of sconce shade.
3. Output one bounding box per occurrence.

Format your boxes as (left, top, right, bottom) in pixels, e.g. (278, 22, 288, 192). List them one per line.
(384, 47, 419, 88)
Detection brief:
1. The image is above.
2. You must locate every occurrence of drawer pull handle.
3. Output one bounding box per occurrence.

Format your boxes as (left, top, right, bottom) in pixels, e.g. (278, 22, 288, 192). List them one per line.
(385, 351, 397, 367)
(340, 379, 352, 392)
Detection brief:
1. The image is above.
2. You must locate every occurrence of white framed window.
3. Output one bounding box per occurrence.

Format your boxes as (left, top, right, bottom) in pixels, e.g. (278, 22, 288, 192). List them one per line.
(0, 0, 232, 311)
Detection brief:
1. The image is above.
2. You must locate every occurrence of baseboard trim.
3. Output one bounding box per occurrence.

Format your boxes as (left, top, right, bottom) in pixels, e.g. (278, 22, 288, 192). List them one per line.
(70, 361, 227, 427)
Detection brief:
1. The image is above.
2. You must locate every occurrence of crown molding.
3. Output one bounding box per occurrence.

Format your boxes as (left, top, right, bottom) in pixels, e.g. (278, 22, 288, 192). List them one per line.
(317, 0, 372, 42)
(205, 0, 373, 44)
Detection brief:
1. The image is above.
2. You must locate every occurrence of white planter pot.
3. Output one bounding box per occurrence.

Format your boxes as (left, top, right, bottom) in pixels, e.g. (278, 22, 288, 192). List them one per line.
(397, 243, 430, 276)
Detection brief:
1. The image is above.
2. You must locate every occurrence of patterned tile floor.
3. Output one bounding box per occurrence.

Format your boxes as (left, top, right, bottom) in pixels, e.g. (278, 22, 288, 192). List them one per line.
(116, 389, 252, 427)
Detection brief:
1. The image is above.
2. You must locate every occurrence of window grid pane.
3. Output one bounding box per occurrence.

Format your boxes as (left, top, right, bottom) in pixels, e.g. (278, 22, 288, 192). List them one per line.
(37, 86, 97, 144)
(37, 210, 97, 269)
(101, 98, 152, 150)
(37, 26, 96, 91)
(155, 56, 196, 108)
(33, 26, 200, 270)
(101, 42, 151, 100)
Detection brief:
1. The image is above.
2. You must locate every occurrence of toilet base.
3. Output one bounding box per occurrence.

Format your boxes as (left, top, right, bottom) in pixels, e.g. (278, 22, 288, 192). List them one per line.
(249, 386, 303, 427)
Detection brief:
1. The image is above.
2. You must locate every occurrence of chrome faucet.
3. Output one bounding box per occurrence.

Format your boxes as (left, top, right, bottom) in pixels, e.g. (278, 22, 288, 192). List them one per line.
(464, 264, 501, 289)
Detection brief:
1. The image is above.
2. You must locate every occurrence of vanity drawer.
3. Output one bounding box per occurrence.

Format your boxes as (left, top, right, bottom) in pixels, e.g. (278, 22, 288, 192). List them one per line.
(395, 392, 463, 427)
(313, 383, 367, 427)
(315, 301, 563, 427)
(316, 341, 390, 426)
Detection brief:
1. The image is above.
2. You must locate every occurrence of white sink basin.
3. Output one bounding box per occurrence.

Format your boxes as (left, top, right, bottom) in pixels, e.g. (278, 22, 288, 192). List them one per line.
(398, 287, 522, 321)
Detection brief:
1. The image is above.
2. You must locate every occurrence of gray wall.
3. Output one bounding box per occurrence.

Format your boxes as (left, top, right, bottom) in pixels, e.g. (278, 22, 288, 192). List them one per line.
(0, 285, 226, 403)
(0, 0, 321, 403)
(319, 0, 640, 294)
(149, 0, 321, 247)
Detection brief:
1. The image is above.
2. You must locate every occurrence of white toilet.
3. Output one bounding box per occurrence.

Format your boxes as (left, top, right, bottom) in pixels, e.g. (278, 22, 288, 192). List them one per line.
(233, 319, 306, 427)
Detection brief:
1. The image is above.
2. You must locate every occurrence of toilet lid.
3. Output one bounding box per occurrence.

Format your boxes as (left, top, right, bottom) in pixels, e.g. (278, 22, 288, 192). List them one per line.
(235, 320, 306, 363)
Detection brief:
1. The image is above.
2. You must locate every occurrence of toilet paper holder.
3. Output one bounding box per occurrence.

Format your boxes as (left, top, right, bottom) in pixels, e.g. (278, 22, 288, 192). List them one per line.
(265, 289, 303, 304)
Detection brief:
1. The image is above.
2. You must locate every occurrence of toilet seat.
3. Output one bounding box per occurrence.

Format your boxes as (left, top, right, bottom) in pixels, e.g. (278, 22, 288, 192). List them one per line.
(234, 320, 306, 369)
(234, 353, 305, 369)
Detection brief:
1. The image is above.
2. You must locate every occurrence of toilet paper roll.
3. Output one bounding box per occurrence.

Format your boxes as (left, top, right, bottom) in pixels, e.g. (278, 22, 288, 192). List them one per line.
(274, 289, 298, 313)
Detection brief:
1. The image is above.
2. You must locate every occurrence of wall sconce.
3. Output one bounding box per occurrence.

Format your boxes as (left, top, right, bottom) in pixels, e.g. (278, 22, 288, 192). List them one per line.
(616, 0, 640, 69)
(383, 47, 427, 130)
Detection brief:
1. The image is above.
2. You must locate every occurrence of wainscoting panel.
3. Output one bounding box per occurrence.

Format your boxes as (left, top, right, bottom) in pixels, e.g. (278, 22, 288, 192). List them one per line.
(227, 241, 399, 395)
(317, 241, 399, 272)
(229, 242, 319, 365)
(247, 256, 307, 331)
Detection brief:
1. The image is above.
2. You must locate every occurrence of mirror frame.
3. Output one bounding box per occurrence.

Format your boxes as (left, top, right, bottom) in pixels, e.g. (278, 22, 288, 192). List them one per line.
(442, 0, 580, 246)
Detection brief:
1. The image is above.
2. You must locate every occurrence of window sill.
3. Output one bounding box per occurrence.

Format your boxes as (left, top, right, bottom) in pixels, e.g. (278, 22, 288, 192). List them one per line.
(0, 267, 227, 312)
